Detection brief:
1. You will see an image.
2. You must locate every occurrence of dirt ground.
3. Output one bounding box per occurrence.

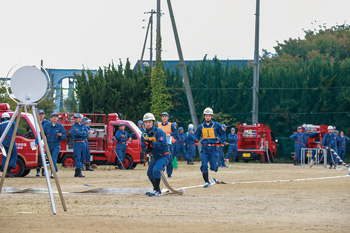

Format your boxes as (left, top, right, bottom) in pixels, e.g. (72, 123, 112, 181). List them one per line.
(0, 162, 349, 233)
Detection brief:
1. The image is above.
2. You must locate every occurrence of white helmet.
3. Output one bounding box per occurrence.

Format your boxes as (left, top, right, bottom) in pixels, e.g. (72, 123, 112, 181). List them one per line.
(2, 113, 10, 119)
(188, 124, 194, 129)
(203, 107, 213, 115)
(327, 126, 333, 130)
(143, 113, 155, 121)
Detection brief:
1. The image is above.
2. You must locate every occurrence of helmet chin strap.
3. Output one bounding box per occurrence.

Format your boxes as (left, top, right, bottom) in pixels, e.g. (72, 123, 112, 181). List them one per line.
(146, 121, 155, 131)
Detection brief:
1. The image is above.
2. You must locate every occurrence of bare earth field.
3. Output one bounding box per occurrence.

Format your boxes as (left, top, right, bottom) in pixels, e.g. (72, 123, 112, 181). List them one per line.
(1, 162, 349, 233)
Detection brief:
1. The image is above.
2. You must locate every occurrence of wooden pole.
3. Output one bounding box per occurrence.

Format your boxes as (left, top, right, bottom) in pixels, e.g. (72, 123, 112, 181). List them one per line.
(34, 107, 67, 211)
(0, 106, 22, 193)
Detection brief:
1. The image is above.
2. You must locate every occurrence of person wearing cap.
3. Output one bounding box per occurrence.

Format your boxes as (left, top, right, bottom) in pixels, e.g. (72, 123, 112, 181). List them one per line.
(141, 113, 169, 197)
(156, 112, 178, 178)
(175, 127, 186, 162)
(137, 120, 145, 133)
(114, 123, 131, 169)
(0, 112, 19, 178)
(310, 142, 324, 167)
(337, 131, 349, 165)
(81, 117, 94, 171)
(217, 124, 228, 168)
(185, 124, 196, 165)
(36, 109, 50, 177)
(300, 127, 319, 163)
(322, 126, 338, 169)
(194, 107, 226, 188)
(290, 126, 303, 165)
(226, 127, 238, 163)
(43, 113, 67, 178)
(71, 113, 89, 177)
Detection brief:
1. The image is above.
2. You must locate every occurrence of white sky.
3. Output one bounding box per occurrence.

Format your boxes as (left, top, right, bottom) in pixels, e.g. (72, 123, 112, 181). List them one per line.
(0, 0, 349, 77)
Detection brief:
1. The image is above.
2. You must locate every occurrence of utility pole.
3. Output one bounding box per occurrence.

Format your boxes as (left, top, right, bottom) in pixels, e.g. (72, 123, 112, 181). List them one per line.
(166, 0, 200, 152)
(139, 16, 151, 68)
(156, 0, 161, 60)
(139, 10, 156, 68)
(252, 0, 260, 124)
(149, 9, 155, 67)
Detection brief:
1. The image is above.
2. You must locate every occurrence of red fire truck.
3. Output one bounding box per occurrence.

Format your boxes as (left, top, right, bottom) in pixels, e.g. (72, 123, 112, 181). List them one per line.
(0, 103, 145, 177)
(57, 112, 144, 169)
(236, 123, 277, 163)
(0, 103, 39, 177)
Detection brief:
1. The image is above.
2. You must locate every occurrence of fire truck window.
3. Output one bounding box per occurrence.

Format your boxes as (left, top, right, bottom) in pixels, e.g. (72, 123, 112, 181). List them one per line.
(113, 125, 136, 139)
(270, 132, 276, 142)
(17, 117, 35, 139)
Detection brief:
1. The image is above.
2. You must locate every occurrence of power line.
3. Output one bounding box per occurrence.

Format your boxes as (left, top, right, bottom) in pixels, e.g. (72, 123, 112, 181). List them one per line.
(170, 87, 350, 90)
(171, 111, 350, 115)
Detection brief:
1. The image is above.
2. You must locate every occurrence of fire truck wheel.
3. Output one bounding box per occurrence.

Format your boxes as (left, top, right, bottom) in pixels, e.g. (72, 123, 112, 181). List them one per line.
(11, 158, 25, 177)
(21, 169, 31, 177)
(122, 154, 133, 169)
(62, 154, 75, 168)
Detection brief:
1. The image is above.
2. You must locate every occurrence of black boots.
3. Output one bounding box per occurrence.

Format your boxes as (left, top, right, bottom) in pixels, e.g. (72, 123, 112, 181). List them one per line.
(5, 167, 14, 178)
(118, 162, 126, 170)
(187, 159, 194, 165)
(74, 168, 85, 177)
(85, 163, 94, 171)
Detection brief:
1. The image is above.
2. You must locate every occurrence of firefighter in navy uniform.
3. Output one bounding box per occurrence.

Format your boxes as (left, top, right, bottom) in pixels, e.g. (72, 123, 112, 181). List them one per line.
(156, 112, 178, 178)
(194, 108, 226, 188)
(115, 123, 131, 170)
(217, 124, 228, 168)
(43, 112, 66, 178)
(81, 117, 94, 171)
(290, 127, 303, 165)
(0, 113, 18, 178)
(226, 128, 238, 163)
(323, 126, 338, 169)
(185, 124, 196, 165)
(175, 127, 186, 161)
(142, 113, 169, 197)
(36, 109, 50, 177)
(71, 113, 88, 177)
(137, 120, 145, 133)
(337, 131, 349, 165)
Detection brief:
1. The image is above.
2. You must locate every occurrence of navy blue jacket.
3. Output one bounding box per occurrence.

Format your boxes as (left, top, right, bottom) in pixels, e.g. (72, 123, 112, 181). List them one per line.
(290, 132, 302, 144)
(0, 119, 18, 147)
(115, 129, 131, 143)
(186, 132, 196, 145)
(71, 123, 89, 141)
(194, 120, 226, 144)
(43, 123, 66, 143)
(301, 132, 318, 144)
(322, 133, 337, 149)
(337, 135, 349, 146)
(177, 132, 186, 144)
(141, 126, 168, 156)
(228, 133, 238, 145)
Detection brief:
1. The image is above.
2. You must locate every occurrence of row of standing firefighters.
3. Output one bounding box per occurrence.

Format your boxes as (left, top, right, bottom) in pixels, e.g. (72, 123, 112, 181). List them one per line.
(290, 125, 349, 168)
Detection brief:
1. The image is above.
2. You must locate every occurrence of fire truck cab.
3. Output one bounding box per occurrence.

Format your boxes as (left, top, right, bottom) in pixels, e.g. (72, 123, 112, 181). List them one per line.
(0, 103, 39, 177)
(236, 123, 277, 163)
(57, 112, 145, 169)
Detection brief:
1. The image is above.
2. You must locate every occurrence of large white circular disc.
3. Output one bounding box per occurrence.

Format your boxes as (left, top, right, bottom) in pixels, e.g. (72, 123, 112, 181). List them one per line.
(10, 66, 48, 103)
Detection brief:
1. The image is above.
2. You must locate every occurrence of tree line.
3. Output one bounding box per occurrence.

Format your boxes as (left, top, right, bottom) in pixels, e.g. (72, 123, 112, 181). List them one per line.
(2, 24, 347, 160)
